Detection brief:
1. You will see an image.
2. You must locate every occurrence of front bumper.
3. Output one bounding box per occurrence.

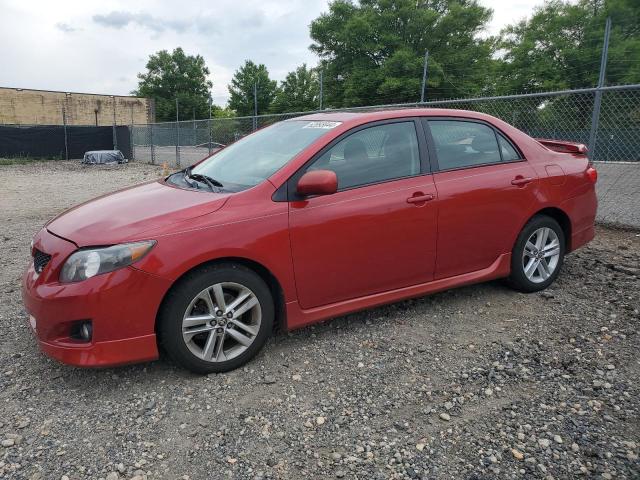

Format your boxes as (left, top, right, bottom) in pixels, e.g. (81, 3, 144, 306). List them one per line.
(21, 229, 172, 367)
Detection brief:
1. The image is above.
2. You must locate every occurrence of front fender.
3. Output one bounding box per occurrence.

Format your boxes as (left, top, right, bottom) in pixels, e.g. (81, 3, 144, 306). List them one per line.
(133, 207, 297, 303)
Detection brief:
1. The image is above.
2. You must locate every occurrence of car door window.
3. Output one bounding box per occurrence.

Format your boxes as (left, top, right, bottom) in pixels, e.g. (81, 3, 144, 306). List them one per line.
(308, 122, 420, 190)
(427, 120, 503, 171)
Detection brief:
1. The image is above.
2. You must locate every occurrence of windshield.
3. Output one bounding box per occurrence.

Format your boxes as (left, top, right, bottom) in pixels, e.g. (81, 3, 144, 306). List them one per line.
(191, 120, 341, 191)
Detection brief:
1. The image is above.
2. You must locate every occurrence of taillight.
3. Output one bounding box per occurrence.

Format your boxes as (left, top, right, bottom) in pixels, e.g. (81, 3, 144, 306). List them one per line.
(586, 166, 598, 184)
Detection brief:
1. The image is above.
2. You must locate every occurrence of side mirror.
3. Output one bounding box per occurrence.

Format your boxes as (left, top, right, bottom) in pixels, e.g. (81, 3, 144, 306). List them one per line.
(296, 170, 338, 197)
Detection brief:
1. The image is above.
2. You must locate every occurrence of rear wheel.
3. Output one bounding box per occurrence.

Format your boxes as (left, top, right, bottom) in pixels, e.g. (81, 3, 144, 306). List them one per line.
(508, 215, 565, 292)
(158, 263, 274, 374)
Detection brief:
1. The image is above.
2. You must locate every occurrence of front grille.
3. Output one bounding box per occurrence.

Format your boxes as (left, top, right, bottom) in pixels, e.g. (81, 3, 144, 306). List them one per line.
(33, 249, 51, 274)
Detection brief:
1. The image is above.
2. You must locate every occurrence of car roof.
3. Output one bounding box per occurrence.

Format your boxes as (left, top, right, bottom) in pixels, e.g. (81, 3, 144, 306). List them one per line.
(287, 108, 497, 127)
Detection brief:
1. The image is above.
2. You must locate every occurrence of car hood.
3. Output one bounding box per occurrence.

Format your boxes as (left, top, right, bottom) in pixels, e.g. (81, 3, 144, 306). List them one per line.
(46, 180, 231, 247)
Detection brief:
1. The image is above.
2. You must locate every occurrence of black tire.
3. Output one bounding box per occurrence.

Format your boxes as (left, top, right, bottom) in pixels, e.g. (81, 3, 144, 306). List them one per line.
(508, 215, 566, 293)
(158, 263, 274, 374)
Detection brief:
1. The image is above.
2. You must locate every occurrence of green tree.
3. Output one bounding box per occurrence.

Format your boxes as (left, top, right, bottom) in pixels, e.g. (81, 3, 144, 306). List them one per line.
(309, 0, 496, 107)
(227, 60, 278, 116)
(498, 0, 640, 93)
(270, 64, 320, 113)
(134, 47, 213, 122)
(213, 107, 236, 119)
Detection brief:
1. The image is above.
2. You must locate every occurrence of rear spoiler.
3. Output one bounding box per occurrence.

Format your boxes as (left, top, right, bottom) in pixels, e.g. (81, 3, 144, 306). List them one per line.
(535, 138, 588, 155)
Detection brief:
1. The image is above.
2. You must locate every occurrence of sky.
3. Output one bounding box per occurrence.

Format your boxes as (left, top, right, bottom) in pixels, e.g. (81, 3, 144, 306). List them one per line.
(0, 0, 547, 107)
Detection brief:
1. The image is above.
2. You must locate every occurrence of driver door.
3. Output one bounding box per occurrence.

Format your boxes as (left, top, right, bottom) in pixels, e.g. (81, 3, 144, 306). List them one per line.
(287, 119, 438, 309)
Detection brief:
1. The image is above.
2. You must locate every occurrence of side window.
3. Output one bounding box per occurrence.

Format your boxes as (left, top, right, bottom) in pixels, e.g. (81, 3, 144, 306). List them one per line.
(308, 122, 420, 190)
(427, 120, 502, 170)
(497, 133, 521, 161)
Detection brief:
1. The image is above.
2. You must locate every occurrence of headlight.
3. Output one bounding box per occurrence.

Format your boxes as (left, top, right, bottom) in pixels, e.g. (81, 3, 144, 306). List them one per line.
(60, 241, 156, 283)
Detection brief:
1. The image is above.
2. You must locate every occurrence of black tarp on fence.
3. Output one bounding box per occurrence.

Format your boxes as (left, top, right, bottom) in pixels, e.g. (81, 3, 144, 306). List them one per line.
(0, 125, 132, 159)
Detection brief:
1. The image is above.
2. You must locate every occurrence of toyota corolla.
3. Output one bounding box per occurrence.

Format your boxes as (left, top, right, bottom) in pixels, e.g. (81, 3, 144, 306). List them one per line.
(22, 109, 598, 373)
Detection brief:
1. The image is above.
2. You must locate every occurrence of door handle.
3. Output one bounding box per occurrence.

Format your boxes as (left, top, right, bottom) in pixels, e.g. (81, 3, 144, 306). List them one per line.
(511, 176, 533, 186)
(407, 193, 435, 204)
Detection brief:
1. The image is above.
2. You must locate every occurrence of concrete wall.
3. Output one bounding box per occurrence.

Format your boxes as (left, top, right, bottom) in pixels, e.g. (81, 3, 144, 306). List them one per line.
(0, 87, 154, 126)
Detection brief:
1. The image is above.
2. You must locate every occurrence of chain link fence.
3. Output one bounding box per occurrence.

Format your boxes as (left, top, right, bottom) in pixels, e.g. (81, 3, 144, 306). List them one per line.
(132, 84, 639, 228)
(133, 84, 640, 165)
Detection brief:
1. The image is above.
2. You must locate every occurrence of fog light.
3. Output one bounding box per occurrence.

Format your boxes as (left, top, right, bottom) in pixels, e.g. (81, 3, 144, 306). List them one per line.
(71, 321, 93, 342)
(80, 322, 92, 341)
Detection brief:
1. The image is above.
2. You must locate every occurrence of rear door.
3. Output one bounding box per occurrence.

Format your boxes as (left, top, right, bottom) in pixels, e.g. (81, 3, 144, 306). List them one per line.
(288, 119, 438, 309)
(422, 118, 539, 279)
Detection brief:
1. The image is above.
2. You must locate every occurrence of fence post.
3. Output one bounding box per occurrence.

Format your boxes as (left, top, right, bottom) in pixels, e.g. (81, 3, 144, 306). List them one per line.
(193, 108, 197, 150)
(62, 107, 69, 160)
(150, 123, 155, 165)
(208, 94, 213, 155)
(253, 83, 258, 131)
(319, 69, 324, 110)
(129, 104, 135, 161)
(588, 17, 611, 161)
(129, 124, 135, 161)
(175, 98, 181, 167)
(112, 96, 118, 151)
(420, 50, 429, 103)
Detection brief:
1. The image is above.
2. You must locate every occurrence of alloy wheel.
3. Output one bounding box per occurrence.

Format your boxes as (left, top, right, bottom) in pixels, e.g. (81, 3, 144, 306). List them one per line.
(522, 227, 561, 284)
(182, 282, 262, 362)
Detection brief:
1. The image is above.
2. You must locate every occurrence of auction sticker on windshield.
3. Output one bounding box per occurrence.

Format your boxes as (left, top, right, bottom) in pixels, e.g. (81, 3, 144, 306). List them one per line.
(303, 121, 342, 129)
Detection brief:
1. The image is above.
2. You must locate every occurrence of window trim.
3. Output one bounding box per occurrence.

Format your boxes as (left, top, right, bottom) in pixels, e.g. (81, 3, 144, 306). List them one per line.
(420, 117, 526, 174)
(274, 117, 432, 202)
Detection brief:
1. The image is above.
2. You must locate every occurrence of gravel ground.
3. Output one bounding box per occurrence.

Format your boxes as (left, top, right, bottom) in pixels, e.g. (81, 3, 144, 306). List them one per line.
(0, 160, 639, 480)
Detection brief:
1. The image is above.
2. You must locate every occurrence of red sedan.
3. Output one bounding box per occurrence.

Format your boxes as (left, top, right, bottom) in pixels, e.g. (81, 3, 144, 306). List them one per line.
(22, 109, 598, 373)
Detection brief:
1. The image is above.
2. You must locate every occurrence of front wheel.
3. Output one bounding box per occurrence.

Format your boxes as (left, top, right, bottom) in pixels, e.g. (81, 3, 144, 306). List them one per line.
(158, 263, 274, 374)
(508, 215, 565, 292)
